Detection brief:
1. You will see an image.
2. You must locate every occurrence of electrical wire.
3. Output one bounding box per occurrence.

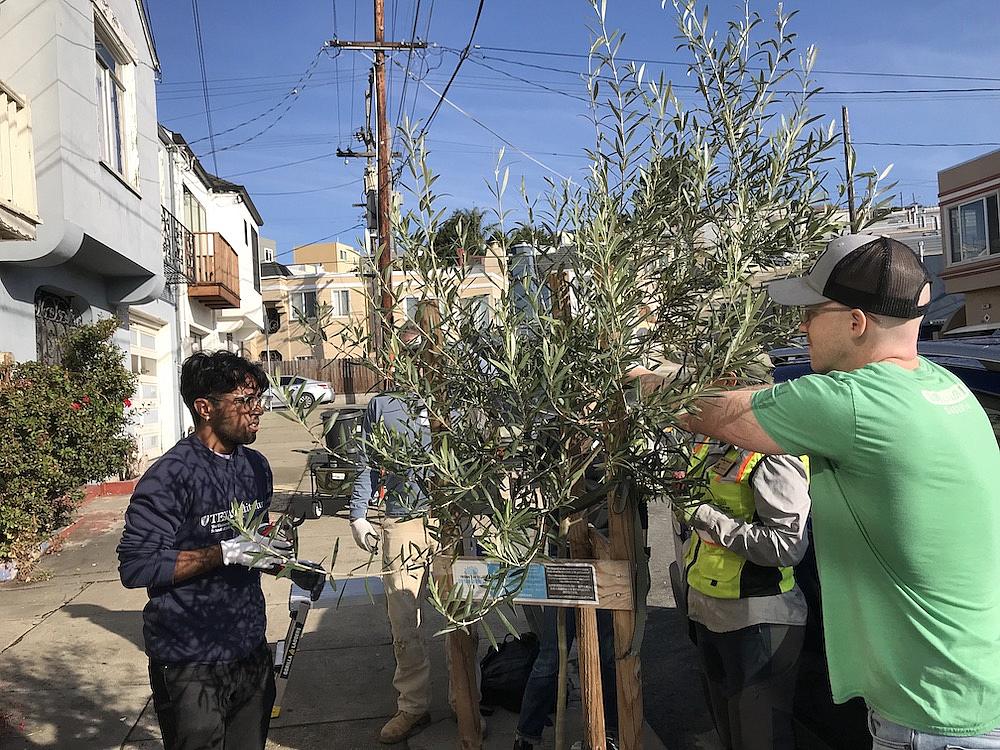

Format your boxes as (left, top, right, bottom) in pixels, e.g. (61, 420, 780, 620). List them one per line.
(333, 0, 344, 145)
(350, 0, 359, 136)
(394, 0, 422, 131)
(476, 44, 1000, 85)
(255, 178, 362, 196)
(277, 223, 365, 258)
(476, 50, 1000, 97)
(190, 48, 326, 148)
(459, 50, 590, 104)
(388, 54, 571, 181)
(227, 151, 339, 178)
(856, 141, 1000, 148)
(190, 0, 219, 173)
(416, 0, 484, 137)
(406, 0, 435, 126)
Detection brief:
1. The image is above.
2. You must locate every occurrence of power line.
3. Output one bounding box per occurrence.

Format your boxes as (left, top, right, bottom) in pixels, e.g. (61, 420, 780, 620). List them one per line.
(227, 151, 339, 178)
(856, 141, 1000, 148)
(333, 0, 344, 145)
(389, 55, 571, 181)
(416, 0, 484, 136)
(349, 0, 359, 135)
(394, 0, 422, 131)
(190, 0, 218, 173)
(475, 44, 1000, 85)
(459, 50, 590, 104)
(190, 48, 326, 148)
(406, 0, 434, 125)
(475, 50, 1000, 97)
(278, 223, 366, 258)
(255, 178, 362, 196)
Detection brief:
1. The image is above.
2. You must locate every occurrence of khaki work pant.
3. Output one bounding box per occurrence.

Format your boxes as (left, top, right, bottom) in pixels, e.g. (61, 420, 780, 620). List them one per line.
(382, 515, 435, 715)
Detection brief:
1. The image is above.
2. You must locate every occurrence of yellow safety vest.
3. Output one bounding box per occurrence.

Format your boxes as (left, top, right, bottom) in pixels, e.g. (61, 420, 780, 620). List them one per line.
(683, 442, 798, 600)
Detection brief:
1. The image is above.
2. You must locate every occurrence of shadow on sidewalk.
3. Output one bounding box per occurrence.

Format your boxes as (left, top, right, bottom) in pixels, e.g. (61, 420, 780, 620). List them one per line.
(0, 650, 153, 749)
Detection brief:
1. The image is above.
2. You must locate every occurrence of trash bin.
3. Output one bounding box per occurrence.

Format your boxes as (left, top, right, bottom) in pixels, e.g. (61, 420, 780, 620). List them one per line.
(322, 408, 364, 457)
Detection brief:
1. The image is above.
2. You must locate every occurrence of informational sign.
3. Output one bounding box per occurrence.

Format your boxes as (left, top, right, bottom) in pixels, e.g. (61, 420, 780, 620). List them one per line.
(453, 560, 599, 606)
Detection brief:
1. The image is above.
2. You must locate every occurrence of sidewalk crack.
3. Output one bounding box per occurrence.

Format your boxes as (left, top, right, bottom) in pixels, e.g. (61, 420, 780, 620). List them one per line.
(1, 581, 93, 654)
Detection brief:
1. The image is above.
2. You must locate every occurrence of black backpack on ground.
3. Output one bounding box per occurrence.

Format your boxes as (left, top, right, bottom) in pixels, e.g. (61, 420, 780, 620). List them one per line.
(479, 632, 540, 713)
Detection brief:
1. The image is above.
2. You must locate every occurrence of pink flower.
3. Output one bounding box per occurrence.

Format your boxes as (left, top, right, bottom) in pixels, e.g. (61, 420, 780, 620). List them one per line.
(123, 398, 132, 408)
(82, 396, 91, 404)
(71, 402, 81, 411)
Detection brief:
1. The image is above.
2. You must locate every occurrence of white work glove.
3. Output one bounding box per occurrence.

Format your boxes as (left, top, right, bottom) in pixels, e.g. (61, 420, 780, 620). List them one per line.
(220, 524, 294, 569)
(350, 517, 380, 554)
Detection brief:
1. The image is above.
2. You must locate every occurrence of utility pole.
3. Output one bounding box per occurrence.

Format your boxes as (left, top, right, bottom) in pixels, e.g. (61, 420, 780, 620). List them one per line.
(842, 105, 858, 233)
(329, 7, 426, 353)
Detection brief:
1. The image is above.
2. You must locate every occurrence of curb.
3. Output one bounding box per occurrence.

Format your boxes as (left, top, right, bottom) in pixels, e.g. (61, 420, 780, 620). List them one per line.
(82, 478, 139, 502)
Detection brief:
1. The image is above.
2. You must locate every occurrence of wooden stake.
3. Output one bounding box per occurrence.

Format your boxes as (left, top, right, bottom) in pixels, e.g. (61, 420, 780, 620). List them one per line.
(569, 518, 607, 750)
(549, 271, 607, 750)
(446, 626, 483, 750)
(607, 489, 643, 750)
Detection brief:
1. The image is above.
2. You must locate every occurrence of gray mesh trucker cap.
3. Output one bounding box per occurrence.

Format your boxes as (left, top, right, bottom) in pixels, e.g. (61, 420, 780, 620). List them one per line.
(767, 234, 932, 319)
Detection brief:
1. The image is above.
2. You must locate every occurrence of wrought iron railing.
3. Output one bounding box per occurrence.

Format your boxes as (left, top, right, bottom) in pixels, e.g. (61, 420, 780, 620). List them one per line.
(161, 206, 195, 285)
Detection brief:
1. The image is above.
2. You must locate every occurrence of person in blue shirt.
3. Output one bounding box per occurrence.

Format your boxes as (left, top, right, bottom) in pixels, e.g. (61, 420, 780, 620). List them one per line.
(118, 351, 287, 750)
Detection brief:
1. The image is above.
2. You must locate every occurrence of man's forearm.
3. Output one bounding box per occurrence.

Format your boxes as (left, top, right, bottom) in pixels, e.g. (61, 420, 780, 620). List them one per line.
(172, 545, 223, 583)
(683, 389, 786, 455)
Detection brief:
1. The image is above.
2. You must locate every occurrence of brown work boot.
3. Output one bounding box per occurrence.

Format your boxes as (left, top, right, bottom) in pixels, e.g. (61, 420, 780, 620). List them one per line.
(379, 710, 431, 744)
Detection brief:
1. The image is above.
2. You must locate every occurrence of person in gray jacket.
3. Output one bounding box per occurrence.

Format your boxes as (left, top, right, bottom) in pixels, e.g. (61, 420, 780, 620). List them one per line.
(680, 438, 811, 750)
(350, 327, 434, 745)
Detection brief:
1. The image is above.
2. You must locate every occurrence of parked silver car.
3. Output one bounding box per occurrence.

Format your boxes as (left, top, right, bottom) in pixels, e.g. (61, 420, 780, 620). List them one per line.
(263, 375, 334, 410)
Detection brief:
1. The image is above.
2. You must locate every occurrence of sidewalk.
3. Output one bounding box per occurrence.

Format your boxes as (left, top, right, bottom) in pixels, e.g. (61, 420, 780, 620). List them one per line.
(0, 491, 672, 750)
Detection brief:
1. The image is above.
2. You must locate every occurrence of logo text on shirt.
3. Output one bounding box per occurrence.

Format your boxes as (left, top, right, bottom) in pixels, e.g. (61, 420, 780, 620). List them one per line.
(921, 384, 970, 413)
(201, 500, 265, 535)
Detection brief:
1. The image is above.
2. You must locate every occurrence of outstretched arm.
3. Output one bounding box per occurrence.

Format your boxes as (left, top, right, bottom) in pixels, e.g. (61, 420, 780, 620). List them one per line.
(628, 367, 785, 455)
(683, 389, 785, 455)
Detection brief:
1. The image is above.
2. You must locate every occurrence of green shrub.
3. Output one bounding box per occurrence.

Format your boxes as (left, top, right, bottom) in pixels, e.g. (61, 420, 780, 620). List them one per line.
(0, 319, 137, 563)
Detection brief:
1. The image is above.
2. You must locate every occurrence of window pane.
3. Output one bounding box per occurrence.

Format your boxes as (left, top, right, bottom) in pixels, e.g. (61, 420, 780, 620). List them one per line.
(95, 39, 117, 72)
(960, 201, 988, 261)
(109, 81, 124, 172)
(988, 194, 1000, 255)
(950, 208, 961, 263)
(140, 332, 155, 350)
(96, 67, 108, 163)
(405, 297, 418, 320)
(293, 290, 318, 319)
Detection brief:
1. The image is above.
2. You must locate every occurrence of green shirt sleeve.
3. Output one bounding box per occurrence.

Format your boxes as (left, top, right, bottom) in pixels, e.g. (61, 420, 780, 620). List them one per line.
(751, 373, 857, 461)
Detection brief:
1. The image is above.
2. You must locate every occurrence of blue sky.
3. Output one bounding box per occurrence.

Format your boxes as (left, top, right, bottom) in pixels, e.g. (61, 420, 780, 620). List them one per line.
(148, 1, 1000, 259)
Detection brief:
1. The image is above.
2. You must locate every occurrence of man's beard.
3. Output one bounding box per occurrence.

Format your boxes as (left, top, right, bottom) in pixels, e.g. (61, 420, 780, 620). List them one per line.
(217, 421, 257, 446)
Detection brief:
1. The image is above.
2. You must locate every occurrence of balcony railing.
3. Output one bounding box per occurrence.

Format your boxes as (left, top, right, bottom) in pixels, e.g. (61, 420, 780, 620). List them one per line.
(0, 81, 40, 241)
(161, 207, 195, 284)
(189, 232, 240, 309)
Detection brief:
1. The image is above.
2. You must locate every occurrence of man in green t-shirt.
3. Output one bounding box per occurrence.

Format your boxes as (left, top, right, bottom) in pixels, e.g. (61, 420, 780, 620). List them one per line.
(639, 235, 1000, 748)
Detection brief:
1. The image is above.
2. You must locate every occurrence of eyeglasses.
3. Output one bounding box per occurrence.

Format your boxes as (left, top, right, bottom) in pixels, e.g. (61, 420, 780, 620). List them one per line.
(210, 394, 265, 411)
(800, 302, 850, 324)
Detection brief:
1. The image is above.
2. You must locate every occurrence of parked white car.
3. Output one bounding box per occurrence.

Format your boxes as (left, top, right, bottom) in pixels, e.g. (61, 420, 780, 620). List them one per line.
(264, 375, 334, 410)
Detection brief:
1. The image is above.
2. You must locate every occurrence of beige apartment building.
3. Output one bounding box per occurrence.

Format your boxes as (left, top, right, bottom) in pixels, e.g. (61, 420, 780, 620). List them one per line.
(937, 149, 1000, 335)
(248, 241, 508, 363)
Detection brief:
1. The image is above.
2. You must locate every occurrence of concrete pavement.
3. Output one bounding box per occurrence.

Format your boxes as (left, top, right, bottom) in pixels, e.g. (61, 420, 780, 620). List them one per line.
(0, 410, 714, 749)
